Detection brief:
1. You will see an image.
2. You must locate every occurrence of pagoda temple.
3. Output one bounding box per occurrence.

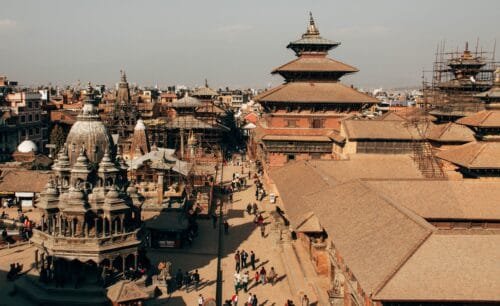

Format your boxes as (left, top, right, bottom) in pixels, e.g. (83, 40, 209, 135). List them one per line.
(427, 42, 496, 122)
(254, 13, 377, 167)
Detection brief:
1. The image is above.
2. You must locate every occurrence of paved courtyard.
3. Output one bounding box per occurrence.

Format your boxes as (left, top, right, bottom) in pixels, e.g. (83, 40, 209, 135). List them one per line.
(0, 164, 324, 305)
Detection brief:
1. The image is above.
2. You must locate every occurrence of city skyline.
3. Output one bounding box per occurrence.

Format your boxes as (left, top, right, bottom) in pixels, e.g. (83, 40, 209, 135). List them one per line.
(0, 0, 498, 89)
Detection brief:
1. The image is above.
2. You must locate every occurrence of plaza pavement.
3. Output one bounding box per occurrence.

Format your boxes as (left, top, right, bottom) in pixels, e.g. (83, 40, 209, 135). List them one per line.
(0, 164, 326, 305)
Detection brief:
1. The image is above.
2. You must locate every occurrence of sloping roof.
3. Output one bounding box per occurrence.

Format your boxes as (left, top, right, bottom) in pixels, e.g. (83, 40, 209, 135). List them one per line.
(375, 233, 500, 302)
(426, 122, 475, 143)
(365, 180, 500, 221)
(272, 56, 358, 74)
(107, 280, 148, 303)
(192, 86, 218, 97)
(0, 170, 52, 193)
(270, 156, 423, 229)
(255, 82, 378, 104)
(475, 86, 500, 99)
(270, 161, 333, 229)
(456, 110, 500, 128)
(378, 112, 406, 121)
(304, 180, 433, 295)
(436, 141, 500, 169)
(243, 112, 259, 124)
(171, 95, 202, 108)
(308, 155, 423, 182)
(129, 148, 192, 175)
(342, 119, 422, 140)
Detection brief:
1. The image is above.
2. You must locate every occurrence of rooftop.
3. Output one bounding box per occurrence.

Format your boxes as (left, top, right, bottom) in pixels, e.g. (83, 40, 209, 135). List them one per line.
(436, 141, 500, 169)
(255, 82, 378, 104)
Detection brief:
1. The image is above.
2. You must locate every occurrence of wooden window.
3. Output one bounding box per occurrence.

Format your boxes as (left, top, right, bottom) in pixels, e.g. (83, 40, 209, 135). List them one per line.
(285, 119, 298, 128)
(311, 118, 324, 128)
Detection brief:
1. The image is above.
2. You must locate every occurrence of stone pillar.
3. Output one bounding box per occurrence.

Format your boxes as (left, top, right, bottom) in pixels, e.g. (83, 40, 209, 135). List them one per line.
(85, 221, 89, 238)
(134, 253, 138, 269)
(114, 219, 118, 236)
(35, 249, 39, 270)
(157, 173, 164, 205)
(59, 215, 62, 236)
(41, 216, 45, 232)
(102, 218, 106, 237)
(120, 217, 124, 234)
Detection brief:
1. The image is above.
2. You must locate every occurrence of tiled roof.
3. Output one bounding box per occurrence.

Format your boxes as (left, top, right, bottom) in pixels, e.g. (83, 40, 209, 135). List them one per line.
(426, 122, 475, 143)
(374, 233, 500, 302)
(436, 141, 500, 169)
(272, 56, 358, 74)
(304, 180, 433, 295)
(192, 86, 218, 97)
(342, 119, 422, 140)
(366, 180, 500, 221)
(0, 170, 52, 193)
(255, 82, 378, 104)
(456, 110, 500, 128)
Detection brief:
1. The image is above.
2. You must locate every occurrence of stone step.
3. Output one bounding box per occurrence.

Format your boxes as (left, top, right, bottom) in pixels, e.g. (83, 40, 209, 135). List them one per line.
(14, 276, 109, 306)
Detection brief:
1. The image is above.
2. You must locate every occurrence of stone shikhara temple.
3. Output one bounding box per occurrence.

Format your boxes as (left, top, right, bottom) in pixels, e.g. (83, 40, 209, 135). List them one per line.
(20, 84, 143, 305)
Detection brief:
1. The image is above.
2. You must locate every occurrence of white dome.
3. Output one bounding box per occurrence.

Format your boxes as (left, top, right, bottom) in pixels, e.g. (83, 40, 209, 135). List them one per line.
(17, 140, 38, 153)
(134, 119, 146, 131)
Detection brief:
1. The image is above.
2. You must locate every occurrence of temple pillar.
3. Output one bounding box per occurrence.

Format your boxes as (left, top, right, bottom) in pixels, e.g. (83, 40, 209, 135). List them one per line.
(41, 216, 45, 232)
(114, 219, 118, 235)
(102, 218, 106, 237)
(85, 221, 89, 237)
(120, 217, 124, 234)
(58, 215, 62, 236)
(157, 173, 164, 205)
(134, 253, 138, 269)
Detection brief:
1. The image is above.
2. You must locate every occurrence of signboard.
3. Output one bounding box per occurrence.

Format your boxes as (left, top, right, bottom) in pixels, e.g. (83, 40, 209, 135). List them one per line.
(158, 240, 176, 248)
(15, 192, 34, 198)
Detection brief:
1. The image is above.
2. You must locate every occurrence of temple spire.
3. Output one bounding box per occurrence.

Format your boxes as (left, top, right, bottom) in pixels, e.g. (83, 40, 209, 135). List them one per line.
(305, 12, 320, 37)
(120, 69, 127, 83)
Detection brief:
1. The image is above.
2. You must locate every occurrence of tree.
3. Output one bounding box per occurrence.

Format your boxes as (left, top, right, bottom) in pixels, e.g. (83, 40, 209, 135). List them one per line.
(50, 124, 66, 154)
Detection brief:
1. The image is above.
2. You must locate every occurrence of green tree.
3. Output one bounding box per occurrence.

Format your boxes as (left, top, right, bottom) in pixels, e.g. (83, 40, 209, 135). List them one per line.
(50, 124, 66, 154)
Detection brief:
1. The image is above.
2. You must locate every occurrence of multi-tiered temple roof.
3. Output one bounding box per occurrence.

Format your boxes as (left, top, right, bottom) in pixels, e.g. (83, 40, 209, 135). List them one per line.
(256, 13, 376, 105)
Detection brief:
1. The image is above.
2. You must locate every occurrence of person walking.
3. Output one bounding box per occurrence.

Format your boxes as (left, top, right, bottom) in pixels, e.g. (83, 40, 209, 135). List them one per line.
(254, 270, 260, 285)
(224, 219, 229, 234)
(175, 269, 183, 290)
(192, 269, 200, 291)
(259, 267, 267, 284)
(234, 271, 241, 293)
(247, 293, 254, 306)
(301, 294, 310, 306)
(252, 294, 258, 306)
(198, 294, 204, 306)
(231, 293, 238, 306)
(268, 267, 277, 286)
(183, 271, 191, 292)
(241, 271, 249, 292)
(250, 251, 256, 270)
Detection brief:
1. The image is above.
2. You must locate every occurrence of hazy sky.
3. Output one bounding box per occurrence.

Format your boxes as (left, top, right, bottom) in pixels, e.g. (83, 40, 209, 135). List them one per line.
(0, 0, 498, 89)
